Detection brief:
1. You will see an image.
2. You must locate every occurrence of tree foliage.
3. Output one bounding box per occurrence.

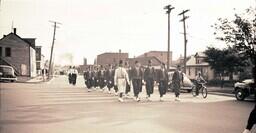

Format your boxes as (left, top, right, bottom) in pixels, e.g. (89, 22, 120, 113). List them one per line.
(204, 47, 247, 80)
(213, 7, 256, 64)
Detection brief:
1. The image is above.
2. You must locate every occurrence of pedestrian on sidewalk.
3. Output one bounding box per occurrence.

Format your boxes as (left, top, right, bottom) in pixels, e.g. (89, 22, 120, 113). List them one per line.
(71, 66, 78, 85)
(124, 62, 131, 97)
(41, 67, 48, 82)
(114, 60, 130, 102)
(106, 64, 115, 94)
(67, 66, 73, 84)
(156, 63, 168, 101)
(130, 60, 144, 102)
(172, 65, 183, 101)
(144, 60, 156, 101)
(98, 65, 106, 91)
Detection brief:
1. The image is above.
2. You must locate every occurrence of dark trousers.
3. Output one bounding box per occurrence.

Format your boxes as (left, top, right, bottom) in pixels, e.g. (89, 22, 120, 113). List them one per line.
(173, 81, 180, 97)
(68, 74, 72, 84)
(114, 85, 118, 92)
(107, 80, 114, 91)
(158, 80, 167, 97)
(146, 79, 154, 97)
(87, 78, 93, 89)
(71, 74, 77, 85)
(125, 83, 131, 94)
(99, 78, 105, 89)
(195, 82, 202, 95)
(246, 104, 256, 130)
(132, 79, 142, 97)
(94, 78, 98, 87)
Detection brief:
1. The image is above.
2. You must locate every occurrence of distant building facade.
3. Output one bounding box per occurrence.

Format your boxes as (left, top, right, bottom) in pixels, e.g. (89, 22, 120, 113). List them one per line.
(127, 56, 162, 68)
(96, 52, 129, 65)
(137, 51, 172, 66)
(185, 52, 215, 80)
(0, 29, 37, 77)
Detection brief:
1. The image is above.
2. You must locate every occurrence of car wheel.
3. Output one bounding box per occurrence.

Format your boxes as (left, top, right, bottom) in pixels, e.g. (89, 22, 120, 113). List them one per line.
(235, 89, 245, 101)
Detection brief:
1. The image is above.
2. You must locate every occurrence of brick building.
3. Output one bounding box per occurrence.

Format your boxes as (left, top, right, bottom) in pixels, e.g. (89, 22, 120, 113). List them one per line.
(0, 29, 37, 77)
(96, 52, 129, 65)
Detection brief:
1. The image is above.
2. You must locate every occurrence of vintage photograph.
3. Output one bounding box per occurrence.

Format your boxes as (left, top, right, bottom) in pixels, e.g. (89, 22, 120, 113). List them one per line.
(0, 0, 255, 133)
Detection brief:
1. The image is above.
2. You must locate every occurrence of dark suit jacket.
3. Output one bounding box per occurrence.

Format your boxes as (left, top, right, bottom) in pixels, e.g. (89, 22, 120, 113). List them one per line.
(130, 66, 143, 80)
(144, 67, 155, 81)
(156, 68, 168, 82)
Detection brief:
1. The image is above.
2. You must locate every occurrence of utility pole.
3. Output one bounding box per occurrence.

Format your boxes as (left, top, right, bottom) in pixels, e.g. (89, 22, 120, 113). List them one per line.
(48, 20, 61, 79)
(178, 9, 190, 74)
(164, 5, 175, 72)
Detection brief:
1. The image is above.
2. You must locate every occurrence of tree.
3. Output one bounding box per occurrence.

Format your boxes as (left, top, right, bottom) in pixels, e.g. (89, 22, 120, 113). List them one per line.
(204, 47, 247, 81)
(213, 7, 256, 81)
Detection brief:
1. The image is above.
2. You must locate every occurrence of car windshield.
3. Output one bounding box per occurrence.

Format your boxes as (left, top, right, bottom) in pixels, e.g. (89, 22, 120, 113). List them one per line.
(0, 67, 13, 75)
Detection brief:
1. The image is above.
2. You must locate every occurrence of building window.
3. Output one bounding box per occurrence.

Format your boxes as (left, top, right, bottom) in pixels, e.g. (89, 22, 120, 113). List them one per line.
(5, 47, 11, 57)
(0, 47, 2, 57)
(188, 67, 191, 76)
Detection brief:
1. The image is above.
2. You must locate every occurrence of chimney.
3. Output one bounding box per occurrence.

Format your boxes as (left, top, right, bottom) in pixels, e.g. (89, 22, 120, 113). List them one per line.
(13, 28, 17, 34)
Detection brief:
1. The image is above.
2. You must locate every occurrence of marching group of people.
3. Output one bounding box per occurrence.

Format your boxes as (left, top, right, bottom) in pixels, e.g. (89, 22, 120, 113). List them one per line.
(82, 59, 184, 102)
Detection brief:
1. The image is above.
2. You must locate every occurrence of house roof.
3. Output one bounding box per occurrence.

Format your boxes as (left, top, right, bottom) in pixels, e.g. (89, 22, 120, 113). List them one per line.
(195, 52, 206, 57)
(97, 52, 129, 56)
(0, 33, 36, 49)
(126, 56, 162, 66)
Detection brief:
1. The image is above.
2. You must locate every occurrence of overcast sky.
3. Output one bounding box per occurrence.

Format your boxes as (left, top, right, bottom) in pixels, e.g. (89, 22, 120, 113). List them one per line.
(0, 0, 255, 65)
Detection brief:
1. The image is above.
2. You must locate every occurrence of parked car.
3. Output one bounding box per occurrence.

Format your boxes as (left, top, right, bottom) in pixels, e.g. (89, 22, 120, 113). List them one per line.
(234, 79, 255, 101)
(0, 65, 17, 82)
(168, 71, 193, 92)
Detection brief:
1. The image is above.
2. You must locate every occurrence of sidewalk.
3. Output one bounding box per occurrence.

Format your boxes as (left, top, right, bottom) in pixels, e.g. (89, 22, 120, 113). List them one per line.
(207, 86, 234, 93)
(17, 76, 54, 83)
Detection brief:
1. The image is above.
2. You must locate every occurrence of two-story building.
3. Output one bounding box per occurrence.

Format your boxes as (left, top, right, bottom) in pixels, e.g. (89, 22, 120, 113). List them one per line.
(0, 29, 37, 77)
(185, 52, 215, 80)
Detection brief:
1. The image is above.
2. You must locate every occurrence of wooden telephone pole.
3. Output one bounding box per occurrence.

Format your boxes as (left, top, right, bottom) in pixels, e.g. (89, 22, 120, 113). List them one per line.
(164, 5, 175, 72)
(178, 9, 190, 74)
(48, 20, 61, 79)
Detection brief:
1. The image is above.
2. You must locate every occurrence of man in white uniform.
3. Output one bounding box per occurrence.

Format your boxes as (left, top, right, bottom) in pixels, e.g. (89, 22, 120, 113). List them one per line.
(114, 60, 130, 102)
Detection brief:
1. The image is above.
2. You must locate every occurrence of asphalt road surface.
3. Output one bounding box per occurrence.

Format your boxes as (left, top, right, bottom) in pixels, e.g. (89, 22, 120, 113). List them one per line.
(0, 75, 255, 133)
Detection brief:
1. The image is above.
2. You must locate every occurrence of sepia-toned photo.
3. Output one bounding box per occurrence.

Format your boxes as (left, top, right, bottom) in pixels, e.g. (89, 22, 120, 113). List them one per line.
(0, 0, 255, 133)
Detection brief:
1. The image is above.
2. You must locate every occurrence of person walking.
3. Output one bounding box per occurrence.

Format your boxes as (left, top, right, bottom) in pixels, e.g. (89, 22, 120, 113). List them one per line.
(172, 65, 183, 101)
(144, 60, 156, 101)
(71, 66, 78, 85)
(85, 67, 93, 92)
(124, 62, 131, 97)
(67, 66, 73, 84)
(106, 64, 115, 94)
(130, 61, 143, 102)
(98, 65, 106, 91)
(156, 63, 168, 101)
(114, 60, 130, 102)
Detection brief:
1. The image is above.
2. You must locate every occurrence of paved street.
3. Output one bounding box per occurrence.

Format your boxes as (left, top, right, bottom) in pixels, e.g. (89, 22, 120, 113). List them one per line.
(0, 75, 254, 133)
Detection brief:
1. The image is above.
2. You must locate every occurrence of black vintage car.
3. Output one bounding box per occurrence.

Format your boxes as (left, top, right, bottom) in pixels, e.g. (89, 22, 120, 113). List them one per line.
(234, 79, 255, 101)
(0, 65, 17, 82)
